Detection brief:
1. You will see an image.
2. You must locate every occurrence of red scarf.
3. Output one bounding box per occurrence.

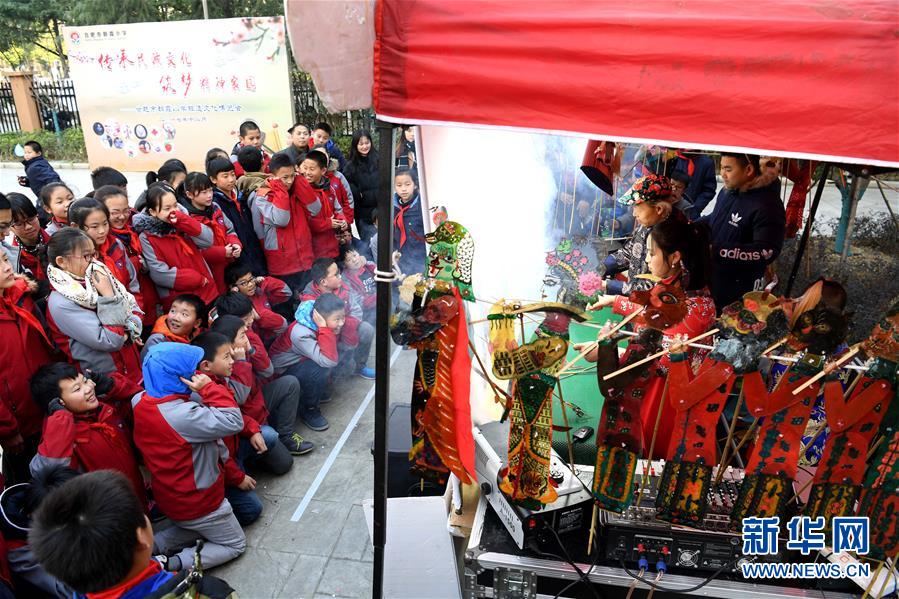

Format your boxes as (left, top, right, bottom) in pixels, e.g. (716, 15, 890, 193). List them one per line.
(98, 237, 130, 288)
(394, 197, 423, 248)
(1, 281, 52, 347)
(111, 225, 142, 257)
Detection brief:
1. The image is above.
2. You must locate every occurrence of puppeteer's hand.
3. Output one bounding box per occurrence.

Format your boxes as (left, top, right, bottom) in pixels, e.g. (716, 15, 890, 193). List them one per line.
(587, 295, 615, 311)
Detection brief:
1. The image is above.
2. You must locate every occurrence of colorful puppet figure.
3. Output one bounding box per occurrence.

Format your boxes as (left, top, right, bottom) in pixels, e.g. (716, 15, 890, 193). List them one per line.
(732, 282, 849, 527)
(426, 221, 474, 302)
(498, 308, 582, 509)
(656, 291, 788, 525)
(807, 301, 899, 530)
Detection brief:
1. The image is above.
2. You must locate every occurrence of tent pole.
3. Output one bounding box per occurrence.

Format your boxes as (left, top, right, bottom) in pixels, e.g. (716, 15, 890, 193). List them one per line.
(838, 170, 867, 278)
(372, 119, 396, 599)
(785, 164, 829, 296)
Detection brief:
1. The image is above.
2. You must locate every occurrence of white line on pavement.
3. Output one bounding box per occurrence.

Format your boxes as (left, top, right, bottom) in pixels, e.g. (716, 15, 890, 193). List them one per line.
(290, 346, 403, 522)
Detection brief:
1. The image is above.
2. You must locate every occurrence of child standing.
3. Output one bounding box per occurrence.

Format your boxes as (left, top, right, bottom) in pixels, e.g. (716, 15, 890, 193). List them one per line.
(296, 151, 347, 260)
(142, 293, 207, 357)
(45, 228, 143, 378)
(177, 173, 242, 295)
(251, 153, 314, 301)
(301, 258, 374, 380)
(270, 294, 345, 431)
(29, 363, 147, 509)
(0, 250, 56, 483)
(40, 183, 75, 235)
(96, 185, 159, 327)
(230, 120, 270, 177)
(133, 342, 246, 571)
(6, 193, 49, 281)
(132, 183, 218, 308)
(68, 198, 142, 304)
(224, 261, 290, 345)
(309, 122, 346, 171)
(235, 146, 269, 196)
(310, 144, 354, 226)
(392, 169, 426, 279)
(207, 157, 267, 276)
(17, 140, 61, 199)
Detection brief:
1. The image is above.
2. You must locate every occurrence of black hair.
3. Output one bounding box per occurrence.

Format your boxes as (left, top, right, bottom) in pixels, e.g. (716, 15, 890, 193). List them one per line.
(30, 362, 80, 414)
(143, 182, 175, 213)
(239, 120, 260, 137)
(310, 257, 337, 286)
(237, 145, 263, 172)
(288, 123, 309, 135)
(39, 182, 73, 209)
(650, 218, 712, 291)
(191, 330, 231, 363)
(24, 140, 42, 154)
(90, 167, 127, 190)
(0, 192, 9, 212)
(210, 314, 246, 343)
(720, 153, 761, 177)
(180, 171, 213, 196)
(30, 470, 146, 594)
(312, 122, 332, 136)
(68, 198, 109, 230)
(7, 192, 37, 222)
(224, 261, 253, 288)
(300, 151, 328, 170)
(314, 293, 346, 317)
(206, 156, 235, 179)
(269, 151, 295, 173)
(670, 169, 691, 184)
(170, 293, 208, 328)
(145, 159, 187, 188)
(213, 291, 254, 319)
(395, 168, 415, 183)
(47, 228, 93, 266)
(348, 129, 374, 163)
(205, 146, 228, 163)
(93, 185, 128, 205)
(24, 465, 82, 519)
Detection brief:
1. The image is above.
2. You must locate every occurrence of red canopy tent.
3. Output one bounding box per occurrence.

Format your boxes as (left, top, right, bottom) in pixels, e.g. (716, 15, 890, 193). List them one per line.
(286, 1, 899, 596)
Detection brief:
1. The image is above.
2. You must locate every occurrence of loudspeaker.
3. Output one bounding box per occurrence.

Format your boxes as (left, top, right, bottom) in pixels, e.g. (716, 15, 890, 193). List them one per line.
(373, 403, 445, 498)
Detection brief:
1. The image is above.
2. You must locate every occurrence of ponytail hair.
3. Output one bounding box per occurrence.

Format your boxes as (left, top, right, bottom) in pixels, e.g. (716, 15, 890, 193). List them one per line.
(650, 218, 712, 291)
(179, 172, 213, 197)
(146, 159, 187, 187)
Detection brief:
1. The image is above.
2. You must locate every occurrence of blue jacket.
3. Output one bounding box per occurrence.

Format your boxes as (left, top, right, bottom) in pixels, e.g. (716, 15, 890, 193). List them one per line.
(673, 153, 718, 220)
(21, 156, 61, 198)
(212, 187, 268, 275)
(142, 342, 204, 398)
(700, 172, 785, 311)
(393, 193, 426, 278)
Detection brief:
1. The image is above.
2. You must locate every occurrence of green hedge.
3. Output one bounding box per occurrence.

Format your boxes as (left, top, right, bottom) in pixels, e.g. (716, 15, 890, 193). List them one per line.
(0, 128, 87, 162)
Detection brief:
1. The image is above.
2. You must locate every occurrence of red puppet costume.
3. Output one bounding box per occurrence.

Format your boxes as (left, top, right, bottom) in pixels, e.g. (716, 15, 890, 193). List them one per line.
(657, 291, 789, 525)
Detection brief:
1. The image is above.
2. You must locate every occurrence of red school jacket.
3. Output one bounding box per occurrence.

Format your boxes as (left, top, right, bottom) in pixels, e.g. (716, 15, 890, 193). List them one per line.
(111, 224, 160, 326)
(251, 178, 315, 276)
(0, 281, 56, 440)
(293, 176, 345, 260)
(179, 201, 241, 295)
(250, 277, 290, 344)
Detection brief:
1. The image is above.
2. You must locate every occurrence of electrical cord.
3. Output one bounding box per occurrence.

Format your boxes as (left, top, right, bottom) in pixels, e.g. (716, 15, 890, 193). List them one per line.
(618, 556, 741, 593)
(549, 531, 604, 599)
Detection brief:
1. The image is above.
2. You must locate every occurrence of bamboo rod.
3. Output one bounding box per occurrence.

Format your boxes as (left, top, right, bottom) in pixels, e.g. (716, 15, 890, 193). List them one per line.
(714, 386, 745, 486)
(603, 329, 719, 381)
(636, 378, 670, 506)
(556, 383, 577, 476)
(556, 310, 643, 377)
(792, 345, 861, 395)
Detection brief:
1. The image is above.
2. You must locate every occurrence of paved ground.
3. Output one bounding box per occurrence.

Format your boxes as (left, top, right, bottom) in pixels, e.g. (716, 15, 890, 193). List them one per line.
(209, 345, 415, 599)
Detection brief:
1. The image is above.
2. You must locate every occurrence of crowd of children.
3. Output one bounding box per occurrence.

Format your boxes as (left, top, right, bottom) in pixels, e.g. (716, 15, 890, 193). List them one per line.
(0, 119, 424, 596)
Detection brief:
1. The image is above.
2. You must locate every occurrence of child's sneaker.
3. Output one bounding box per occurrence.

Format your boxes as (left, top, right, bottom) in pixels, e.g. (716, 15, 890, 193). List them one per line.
(301, 409, 329, 431)
(285, 433, 315, 455)
(356, 365, 376, 380)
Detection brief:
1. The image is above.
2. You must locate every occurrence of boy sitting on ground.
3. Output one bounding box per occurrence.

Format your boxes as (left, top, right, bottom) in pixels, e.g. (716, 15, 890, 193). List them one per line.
(269, 294, 345, 432)
(29, 363, 147, 510)
(132, 342, 246, 571)
(302, 257, 374, 380)
(29, 470, 235, 598)
(213, 291, 273, 380)
(225, 261, 291, 346)
(142, 292, 207, 358)
(341, 248, 376, 325)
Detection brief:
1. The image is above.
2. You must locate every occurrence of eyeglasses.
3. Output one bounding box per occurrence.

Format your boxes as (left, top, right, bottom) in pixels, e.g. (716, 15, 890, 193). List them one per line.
(235, 277, 255, 287)
(11, 215, 39, 229)
(69, 251, 97, 262)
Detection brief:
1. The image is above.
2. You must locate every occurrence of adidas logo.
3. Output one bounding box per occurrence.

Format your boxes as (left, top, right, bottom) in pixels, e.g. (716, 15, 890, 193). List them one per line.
(728, 212, 742, 227)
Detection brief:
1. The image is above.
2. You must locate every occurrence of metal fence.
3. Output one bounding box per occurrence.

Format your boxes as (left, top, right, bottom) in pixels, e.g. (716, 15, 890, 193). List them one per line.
(0, 81, 21, 133)
(31, 78, 81, 132)
(291, 71, 375, 137)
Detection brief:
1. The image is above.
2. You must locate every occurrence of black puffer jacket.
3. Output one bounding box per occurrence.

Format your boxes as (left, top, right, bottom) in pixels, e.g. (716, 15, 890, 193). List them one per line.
(343, 152, 381, 225)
